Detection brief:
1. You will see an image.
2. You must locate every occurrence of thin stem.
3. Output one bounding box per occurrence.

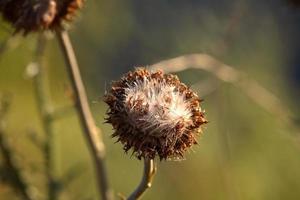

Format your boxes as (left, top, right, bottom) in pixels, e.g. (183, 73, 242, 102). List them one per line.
(0, 96, 35, 200)
(0, 37, 9, 58)
(127, 159, 156, 200)
(150, 54, 298, 131)
(0, 36, 19, 64)
(32, 35, 57, 200)
(0, 36, 14, 63)
(56, 31, 112, 200)
(0, 132, 34, 200)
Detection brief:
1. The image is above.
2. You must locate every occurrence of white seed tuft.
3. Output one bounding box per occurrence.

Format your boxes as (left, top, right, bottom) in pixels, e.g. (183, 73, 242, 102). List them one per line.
(124, 76, 192, 137)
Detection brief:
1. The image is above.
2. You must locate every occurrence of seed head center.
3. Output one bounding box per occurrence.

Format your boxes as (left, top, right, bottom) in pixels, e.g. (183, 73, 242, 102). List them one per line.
(124, 78, 192, 132)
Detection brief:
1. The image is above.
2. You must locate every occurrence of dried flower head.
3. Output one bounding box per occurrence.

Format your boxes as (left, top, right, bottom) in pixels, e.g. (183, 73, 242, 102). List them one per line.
(104, 68, 207, 160)
(0, 0, 84, 34)
(50, 0, 84, 30)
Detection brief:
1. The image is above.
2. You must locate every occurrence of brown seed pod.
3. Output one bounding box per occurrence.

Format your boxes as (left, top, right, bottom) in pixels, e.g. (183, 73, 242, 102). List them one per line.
(0, 0, 57, 34)
(50, 0, 84, 30)
(0, 0, 84, 34)
(104, 68, 207, 160)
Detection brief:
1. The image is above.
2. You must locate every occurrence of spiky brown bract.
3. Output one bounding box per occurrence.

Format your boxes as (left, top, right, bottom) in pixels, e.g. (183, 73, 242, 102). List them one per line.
(50, 0, 84, 30)
(104, 68, 207, 160)
(0, 0, 84, 34)
(0, 0, 57, 34)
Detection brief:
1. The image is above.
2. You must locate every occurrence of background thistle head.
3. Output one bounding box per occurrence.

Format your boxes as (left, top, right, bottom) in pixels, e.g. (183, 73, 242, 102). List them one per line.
(104, 68, 207, 160)
(0, 0, 84, 34)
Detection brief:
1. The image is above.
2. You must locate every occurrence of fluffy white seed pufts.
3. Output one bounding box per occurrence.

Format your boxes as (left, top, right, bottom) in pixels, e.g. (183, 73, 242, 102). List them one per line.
(124, 76, 193, 137)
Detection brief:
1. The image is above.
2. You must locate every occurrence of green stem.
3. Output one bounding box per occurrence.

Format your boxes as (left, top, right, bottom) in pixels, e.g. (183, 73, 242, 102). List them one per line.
(32, 35, 57, 200)
(0, 96, 34, 200)
(127, 159, 156, 200)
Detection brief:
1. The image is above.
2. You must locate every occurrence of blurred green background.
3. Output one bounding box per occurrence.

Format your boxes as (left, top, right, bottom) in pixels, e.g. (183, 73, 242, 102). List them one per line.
(1, 0, 300, 199)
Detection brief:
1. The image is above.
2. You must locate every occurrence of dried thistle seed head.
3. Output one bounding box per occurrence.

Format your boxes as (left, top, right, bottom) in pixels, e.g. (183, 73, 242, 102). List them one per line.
(50, 0, 84, 30)
(0, 0, 84, 34)
(0, 0, 57, 34)
(104, 68, 207, 160)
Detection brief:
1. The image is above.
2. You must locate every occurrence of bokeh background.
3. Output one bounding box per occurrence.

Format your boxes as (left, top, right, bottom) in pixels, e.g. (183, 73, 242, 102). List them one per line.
(1, 0, 300, 199)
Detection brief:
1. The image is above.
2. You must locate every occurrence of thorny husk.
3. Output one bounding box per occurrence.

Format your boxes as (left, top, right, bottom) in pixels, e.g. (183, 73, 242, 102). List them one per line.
(104, 68, 207, 160)
(0, 0, 84, 34)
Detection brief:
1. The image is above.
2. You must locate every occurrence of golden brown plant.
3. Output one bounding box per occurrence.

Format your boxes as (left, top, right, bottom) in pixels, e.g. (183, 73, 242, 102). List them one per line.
(50, 0, 84, 30)
(104, 68, 207, 160)
(0, 0, 84, 34)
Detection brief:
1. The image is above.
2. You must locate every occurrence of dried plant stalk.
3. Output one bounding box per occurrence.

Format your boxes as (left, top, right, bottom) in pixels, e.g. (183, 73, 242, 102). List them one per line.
(150, 54, 296, 130)
(56, 31, 112, 200)
(127, 159, 156, 200)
